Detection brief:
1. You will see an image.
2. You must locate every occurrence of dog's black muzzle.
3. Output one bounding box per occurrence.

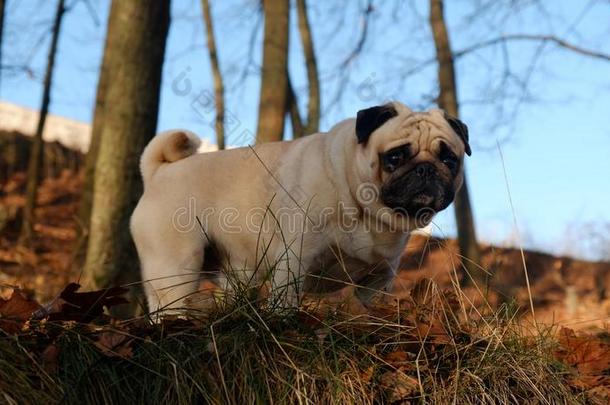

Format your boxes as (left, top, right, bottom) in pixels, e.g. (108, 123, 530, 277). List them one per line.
(380, 162, 454, 217)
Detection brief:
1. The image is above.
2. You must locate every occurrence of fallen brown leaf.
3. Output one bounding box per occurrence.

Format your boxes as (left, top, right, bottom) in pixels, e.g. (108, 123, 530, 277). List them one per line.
(0, 288, 42, 333)
(384, 350, 414, 372)
(360, 366, 374, 385)
(557, 327, 610, 375)
(94, 329, 134, 359)
(45, 283, 128, 323)
(379, 370, 419, 403)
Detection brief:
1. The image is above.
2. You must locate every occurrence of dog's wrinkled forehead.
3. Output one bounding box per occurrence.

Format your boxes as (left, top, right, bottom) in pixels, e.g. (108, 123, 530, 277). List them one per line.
(355, 102, 471, 156)
(397, 109, 463, 154)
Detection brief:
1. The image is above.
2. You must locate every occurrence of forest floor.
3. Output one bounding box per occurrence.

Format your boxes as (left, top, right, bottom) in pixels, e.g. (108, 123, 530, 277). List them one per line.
(2, 169, 610, 403)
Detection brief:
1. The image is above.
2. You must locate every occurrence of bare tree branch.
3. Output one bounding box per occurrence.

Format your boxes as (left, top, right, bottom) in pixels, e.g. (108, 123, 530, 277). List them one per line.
(296, 0, 320, 134)
(325, 1, 374, 114)
(19, 0, 66, 245)
(340, 0, 373, 68)
(0, 0, 5, 93)
(429, 0, 482, 285)
(202, 0, 226, 149)
(231, 9, 262, 93)
(456, 34, 610, 62)
(401, 32, 610, 82)
(79, 0, 100, 26)
(286, 73, 304, 139)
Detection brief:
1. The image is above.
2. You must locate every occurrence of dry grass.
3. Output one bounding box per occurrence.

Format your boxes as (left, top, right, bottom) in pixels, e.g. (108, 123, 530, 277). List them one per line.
(0, 275, 585, 405)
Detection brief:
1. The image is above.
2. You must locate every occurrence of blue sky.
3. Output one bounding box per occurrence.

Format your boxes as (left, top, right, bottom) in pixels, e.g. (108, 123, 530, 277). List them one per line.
(2, 0, 610, 260)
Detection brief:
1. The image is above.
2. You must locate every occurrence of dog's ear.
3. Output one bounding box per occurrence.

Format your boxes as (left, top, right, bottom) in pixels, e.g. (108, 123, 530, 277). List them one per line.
(443, 112, 471, 156)
(355, 104, 398, 144)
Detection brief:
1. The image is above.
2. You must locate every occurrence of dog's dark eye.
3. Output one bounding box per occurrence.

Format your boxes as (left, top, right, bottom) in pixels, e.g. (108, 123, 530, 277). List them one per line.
(381, 145, 409, 172)
(439, 142, 459, 173)
(442, 155, 458, 171)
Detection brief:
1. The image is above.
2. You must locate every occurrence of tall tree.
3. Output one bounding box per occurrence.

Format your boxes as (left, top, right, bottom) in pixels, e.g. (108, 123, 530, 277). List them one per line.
(256, 0, 289, 143)
(83, 1, 170, 295)
(429, 0, 482, 285)
(286, 74, 304, 138)
(72, 1, 118, 267)
(201, 0, 226, 150)
(294, 0, 319, 135)
(18, 0, 66, 245)
(0, 0, 6, 94)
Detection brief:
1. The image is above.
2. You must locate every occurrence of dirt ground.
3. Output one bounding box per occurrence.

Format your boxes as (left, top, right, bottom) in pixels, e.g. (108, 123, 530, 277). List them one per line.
(397, 235, 610, 330)
(5, 167, 610, 401)
(2, 168, 610, 331)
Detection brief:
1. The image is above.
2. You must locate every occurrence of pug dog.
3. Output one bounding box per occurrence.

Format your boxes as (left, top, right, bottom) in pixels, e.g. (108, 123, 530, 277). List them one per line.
(130, 101, 471, 313)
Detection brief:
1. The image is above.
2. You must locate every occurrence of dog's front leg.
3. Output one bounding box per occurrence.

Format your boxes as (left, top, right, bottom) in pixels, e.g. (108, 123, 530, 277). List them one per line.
(353, 261, 396, 305)
(267, 253, 308, 307)
(140, 246, 203, 316)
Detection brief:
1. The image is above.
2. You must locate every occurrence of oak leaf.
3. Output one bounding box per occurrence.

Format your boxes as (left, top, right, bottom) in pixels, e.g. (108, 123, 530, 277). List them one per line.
(0, 289, 42, 333)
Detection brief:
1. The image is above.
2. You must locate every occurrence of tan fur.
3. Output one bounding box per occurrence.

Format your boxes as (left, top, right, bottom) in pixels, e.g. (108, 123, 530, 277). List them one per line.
(139, 129, 201, 185)
(130, 102, 467, 313)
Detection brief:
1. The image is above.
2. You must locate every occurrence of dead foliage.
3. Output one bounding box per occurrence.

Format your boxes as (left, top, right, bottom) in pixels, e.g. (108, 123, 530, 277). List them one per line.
(555, 327, 610, 403)
(0, 278, 591, 404)
(0, 288, 42, 333)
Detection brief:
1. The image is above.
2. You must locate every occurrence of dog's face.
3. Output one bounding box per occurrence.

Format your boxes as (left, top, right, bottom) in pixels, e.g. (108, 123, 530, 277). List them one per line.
(355, 102, 471, 222)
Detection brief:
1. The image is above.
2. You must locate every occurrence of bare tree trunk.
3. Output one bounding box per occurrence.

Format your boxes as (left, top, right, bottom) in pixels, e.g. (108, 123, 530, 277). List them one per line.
(19, 0, 65, 246)
(201, 0, 225, 150)
(0, 0, 6, 94)
(256, 0, 289, 143)
(83, 0, 170, 302)
(429, 0, 482, 285)
(295, 0, 319, 135)
(286, 73, 304, 138)
(72, 1, 118, 268)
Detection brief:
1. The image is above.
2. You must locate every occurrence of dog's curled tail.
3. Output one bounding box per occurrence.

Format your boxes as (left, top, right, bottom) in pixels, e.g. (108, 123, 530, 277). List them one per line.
(140, 129, 201, 185)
